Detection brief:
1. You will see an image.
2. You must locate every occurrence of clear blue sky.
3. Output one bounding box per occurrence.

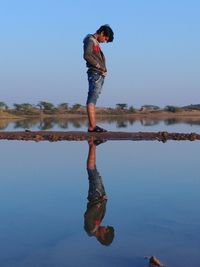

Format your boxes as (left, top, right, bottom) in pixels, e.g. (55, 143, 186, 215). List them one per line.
(0, 0, 200, 108)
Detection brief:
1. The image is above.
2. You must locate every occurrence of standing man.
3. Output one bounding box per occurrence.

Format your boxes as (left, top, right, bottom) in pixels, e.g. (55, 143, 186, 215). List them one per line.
(83, 24, 114, 132)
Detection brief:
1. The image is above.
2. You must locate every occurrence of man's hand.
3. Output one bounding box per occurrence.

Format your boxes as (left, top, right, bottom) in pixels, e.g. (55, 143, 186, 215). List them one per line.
(95, 63, 107, 76)
(96, 63, 101, 69)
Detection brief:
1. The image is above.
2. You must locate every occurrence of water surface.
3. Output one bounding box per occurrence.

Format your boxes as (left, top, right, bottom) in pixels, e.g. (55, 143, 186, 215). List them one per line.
(0, 139, 200, 267)
(1, 116, 200, 132)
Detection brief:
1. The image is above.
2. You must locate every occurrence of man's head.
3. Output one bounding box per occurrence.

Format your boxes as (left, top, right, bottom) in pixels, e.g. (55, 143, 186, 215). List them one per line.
(95, 226, 115, 246)
(96, 24, 114, 43)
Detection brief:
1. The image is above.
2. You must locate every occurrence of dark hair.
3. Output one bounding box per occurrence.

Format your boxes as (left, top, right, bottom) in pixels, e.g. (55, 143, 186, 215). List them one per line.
(97, 226, 115, 246)
(96, 24, 114, 42)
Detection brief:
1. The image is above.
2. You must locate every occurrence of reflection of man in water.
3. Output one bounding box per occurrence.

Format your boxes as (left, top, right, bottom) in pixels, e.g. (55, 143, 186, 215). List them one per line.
(84, 139, 114, 246)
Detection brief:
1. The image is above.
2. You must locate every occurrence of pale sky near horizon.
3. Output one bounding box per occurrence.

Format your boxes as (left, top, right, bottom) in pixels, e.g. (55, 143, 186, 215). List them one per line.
(0, 0, 200, 108)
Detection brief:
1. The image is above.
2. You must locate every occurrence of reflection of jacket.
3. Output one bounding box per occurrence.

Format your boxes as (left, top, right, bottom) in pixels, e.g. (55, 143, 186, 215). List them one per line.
(84, 198, 107, 236)
(83, 34, 107, 75)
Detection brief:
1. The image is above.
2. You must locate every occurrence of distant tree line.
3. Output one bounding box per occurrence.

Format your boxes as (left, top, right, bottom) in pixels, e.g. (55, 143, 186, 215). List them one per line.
(1, 101, 200, 115)
(0, 101, 85, 115)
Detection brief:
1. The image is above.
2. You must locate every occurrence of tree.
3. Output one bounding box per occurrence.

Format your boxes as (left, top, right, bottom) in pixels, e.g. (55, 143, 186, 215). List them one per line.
(57, 103, 69, 110)
(72, 103, 82, 111)
(183, 104, 200, 110)
(129, 106, 136, 113)
(116, 103, 128, 110)
(141, 105, 160, 110)
(0, 102, 8, 110)
(13, 103, 33, 112)
(37, 101, 54, 111)
(164, 105, 182, 112)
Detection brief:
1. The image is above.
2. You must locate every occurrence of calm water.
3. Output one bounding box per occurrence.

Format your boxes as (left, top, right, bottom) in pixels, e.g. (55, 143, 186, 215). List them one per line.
(1, 117, 200, 132)
(1, 135, 200, 267)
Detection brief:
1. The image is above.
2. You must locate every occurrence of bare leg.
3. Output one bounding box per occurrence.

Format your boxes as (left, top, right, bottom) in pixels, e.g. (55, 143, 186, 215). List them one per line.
(87, 103, 96, 131)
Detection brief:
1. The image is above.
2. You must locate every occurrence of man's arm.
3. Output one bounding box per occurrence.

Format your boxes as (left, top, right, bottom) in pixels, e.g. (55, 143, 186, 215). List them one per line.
(84, 40, 101, 69)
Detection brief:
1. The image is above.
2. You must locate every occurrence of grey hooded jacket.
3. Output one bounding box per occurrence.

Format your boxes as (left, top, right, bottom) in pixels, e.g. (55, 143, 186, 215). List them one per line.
(83, 34, 107, 75)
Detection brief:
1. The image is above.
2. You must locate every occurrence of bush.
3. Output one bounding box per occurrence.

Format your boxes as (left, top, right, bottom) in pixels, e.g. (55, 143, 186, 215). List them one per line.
(165, 106, 183, 112)
(129, 106, 136, 113)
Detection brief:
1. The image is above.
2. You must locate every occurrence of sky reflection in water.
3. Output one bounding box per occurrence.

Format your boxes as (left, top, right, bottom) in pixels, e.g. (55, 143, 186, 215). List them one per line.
(0, 140, 200, 267)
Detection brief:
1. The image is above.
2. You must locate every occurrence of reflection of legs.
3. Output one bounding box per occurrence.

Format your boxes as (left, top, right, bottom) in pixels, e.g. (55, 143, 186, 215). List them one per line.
(87, 139, 96, 170)
(87, 167, 106, 201)
(87, 103, 96, 131)
(87, 140, 106, 201)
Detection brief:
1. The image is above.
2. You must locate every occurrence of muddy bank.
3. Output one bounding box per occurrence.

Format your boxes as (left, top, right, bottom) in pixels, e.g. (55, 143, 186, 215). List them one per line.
(0, 131, 200, 142)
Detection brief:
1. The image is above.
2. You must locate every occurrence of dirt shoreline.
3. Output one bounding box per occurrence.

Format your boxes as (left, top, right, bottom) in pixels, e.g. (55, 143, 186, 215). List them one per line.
(0, 131, 200, 142)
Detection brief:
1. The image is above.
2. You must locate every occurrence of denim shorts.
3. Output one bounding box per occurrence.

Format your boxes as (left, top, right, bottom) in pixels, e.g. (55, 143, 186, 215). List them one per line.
(87, 166, 106, 201)
(86, 71, 105, 105)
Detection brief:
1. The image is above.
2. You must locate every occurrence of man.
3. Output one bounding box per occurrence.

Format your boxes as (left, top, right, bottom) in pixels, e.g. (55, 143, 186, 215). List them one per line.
(83, 24, 114, 132)
(84, 139, 114, 246)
